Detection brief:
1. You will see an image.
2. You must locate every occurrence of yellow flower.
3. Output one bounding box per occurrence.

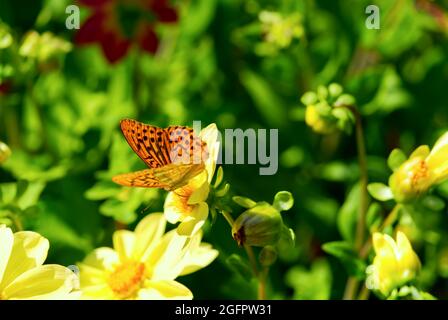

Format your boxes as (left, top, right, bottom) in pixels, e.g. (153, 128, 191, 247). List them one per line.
(259, 11, 303, 49)
(0, 225, 78, 300)
(164, 124, 220, 236)
(389, 131, 448, 202)
(366, 231, 421, 297)
(78, 213, 218, 300)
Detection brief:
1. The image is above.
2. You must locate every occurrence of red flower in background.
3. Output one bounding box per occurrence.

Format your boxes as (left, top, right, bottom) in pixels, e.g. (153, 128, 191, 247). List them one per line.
(0, 82, 12, 96)
(75, 0, 178, 63)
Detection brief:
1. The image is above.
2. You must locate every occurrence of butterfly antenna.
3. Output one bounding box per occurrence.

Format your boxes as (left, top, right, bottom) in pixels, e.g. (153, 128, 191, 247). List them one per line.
(140, 204, 152, 214)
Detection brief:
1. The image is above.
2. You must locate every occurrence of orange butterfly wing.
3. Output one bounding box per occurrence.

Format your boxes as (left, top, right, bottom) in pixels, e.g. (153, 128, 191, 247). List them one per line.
(119, 119, 171, 168)
(113, 119, 208, 190)
(112, 169, 169, 189)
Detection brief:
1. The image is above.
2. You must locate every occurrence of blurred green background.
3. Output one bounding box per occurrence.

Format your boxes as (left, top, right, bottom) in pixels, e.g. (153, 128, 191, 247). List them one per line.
(1, 0, 448, 299)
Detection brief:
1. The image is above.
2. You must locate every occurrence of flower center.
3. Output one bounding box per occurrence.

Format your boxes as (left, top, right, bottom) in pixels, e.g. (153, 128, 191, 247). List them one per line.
(108, 261, 146, 299)
(411, 160, 429, 189)
(175, 186, 195, 216)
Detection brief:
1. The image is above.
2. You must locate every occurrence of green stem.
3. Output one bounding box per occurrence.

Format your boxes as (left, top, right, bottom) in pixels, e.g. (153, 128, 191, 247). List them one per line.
(352, 107, 369, 251)
(221, 210, 235, 227)
(343, 277, 360, 300)
(340, 105, 369, 300)
(11, 213, 23, 232)
(258, 266, 269, 300)
(244, 244, 259, 277)
(345, 204, 402, 299)
(359, 204, 402, 259)
(357, 284, 371, 300)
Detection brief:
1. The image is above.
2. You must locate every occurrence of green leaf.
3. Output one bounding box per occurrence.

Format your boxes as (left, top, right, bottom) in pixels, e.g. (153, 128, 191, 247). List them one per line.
(285, 259, 332, 300)
(421, 195, 445, 212)
(363, 67, 412, 115)
(213, 166, 224, 188)
(280, 224, 295, 247)
(240, 69, 286, 127)
(215, 183, 230, 197)
(368, 183, 394, 201)
(182, 0, 217, 37)
(322, 241, 366, 278)
(85, 181, 120, 200)
(387, 148, 407, 171)
(14, 180, 29, 202)
(226, 254, 254, 282)
(273, 191, 294, 212)
(100, 198, 138, 224)
(366, 202, 383, 232)
(337, 184, 360, 243)
(16, 182, 45, 209)
(232, 196, 257, 209)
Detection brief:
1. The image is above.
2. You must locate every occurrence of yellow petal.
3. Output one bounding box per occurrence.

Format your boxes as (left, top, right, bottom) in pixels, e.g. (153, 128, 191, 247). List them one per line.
(187, 181, 209, 205)
(164, 192, 183, 224)
(177, 203, 208, 237)
(3, 264, 76, 300)
(113, 230, 135, 262)
(148, 230, 187, 281)
(372, 233, 396, 259)
(0, 231, 49, 290)
(180, 241, 219, 276)
(78, 263, 108, 287)
(409, 145, 430, 160)
(199, 124, 220, 182)
(138, 280, 193, 300)
(395, 231, 413, 257)
(80, 283, 114, 300)
(428, 131, 448, 157)
(206, 141, 220, 182)
(0, 225, 13, 286)
(396, 231, 421, 273)
(133, 213, 166, 262)
(200, 124, 218, 148)
(80, 247, 119, 272)
(426, 134, 448, 181)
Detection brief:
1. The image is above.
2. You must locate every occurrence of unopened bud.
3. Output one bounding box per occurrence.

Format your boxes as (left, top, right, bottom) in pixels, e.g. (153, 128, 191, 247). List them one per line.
(232, 202, 283, 247)
(305, 104, 338, 134)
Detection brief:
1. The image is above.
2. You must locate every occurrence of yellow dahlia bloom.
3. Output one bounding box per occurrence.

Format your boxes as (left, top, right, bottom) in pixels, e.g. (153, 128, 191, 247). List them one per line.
(389, 131, 448, 202)
(78, 213, 218, 300)
(0, 225, 78, 300)
(164, 124, 220, 236)
(366, 231, 421, 297)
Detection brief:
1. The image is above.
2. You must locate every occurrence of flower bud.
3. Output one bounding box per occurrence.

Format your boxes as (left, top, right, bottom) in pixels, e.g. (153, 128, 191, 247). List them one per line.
(305, 104, 338, 134)
(232, 202, 283, 247)
(302, 84, 356, 135)
(366, 232, 421, 297)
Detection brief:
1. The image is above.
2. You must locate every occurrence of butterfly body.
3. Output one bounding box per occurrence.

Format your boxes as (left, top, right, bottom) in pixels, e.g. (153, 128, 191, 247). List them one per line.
(112, 119, 208, 191)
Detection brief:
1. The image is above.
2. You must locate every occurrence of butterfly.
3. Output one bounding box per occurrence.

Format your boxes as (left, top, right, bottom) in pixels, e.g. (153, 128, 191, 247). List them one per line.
(112, 119, 208, 191)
